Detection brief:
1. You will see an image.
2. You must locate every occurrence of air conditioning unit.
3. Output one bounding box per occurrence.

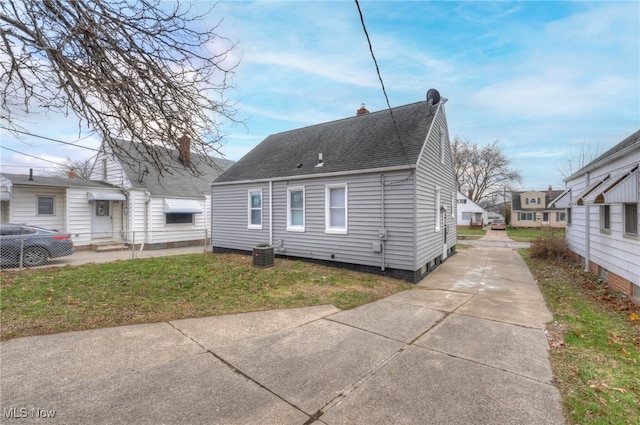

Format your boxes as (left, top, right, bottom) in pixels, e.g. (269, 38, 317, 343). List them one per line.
(253, 244, 274, 268)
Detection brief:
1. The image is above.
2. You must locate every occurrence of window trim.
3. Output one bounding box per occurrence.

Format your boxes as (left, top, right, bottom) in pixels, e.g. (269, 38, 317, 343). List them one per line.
(37, 195, 55, 216)
(624, 203, 638, 237)
(439, 126, 446, 164)
(325, 184, 348, 234)
(165, 213, 194, 225)
(435, 186, 441, 231)
(287, 186, 305, 232)
(600, 204, 611, 233)
(248, 189, 263, 230)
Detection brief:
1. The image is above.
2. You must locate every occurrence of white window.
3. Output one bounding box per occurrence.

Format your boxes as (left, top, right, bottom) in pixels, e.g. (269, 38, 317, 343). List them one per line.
(37, 196, 54, 215)
(435, 186, 441, 231)
(325, 184, 347, 234)
(451, 194, 455, 218)
(166, 213, 194, 224)
(457, 199, 467, 204)
(439, 127, 446, 164)
(248, 189, 262, 229)
(526, 197, 540, 204)
(624, 203, 638, 236)
(287, 187, 305, 231)
(600, 205, 610, 232)
(518, 212, 536, 221)
(556, 212, 566, 222)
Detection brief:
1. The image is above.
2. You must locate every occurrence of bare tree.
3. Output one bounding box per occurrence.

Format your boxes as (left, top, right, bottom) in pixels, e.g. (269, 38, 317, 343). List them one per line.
(45, 157, 94, 179)
(557, 139, 604, 180)
(452, 137, 522, 204)
(1, 0, 239, 175)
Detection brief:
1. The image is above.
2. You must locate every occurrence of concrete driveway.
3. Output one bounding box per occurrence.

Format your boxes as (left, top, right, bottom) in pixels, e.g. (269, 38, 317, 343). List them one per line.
(0, 232, 564, 424)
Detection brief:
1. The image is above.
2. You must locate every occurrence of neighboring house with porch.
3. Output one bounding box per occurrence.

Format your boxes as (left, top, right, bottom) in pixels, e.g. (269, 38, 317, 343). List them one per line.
(456, 191, 486, 227)
(0, 171, 126, 248)
(511, 187, 566, 228)
(211, 93, 458, 282)
(549, 129, 639, 305)
(90, 137, 233, 249)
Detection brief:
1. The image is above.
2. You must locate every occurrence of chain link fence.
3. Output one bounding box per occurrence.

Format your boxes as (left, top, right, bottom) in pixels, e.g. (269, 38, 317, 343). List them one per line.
(1, 225, 210, 270)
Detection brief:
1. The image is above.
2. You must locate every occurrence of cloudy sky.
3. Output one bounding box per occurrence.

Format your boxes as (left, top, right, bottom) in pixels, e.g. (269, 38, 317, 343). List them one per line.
(1, 0, 638, 191)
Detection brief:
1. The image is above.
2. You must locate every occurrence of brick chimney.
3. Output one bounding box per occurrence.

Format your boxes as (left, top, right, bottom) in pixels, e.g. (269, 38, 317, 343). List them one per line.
(356, 103, 369, 116)
(68, 169, 76, 179)
(178, 135, 191, 166)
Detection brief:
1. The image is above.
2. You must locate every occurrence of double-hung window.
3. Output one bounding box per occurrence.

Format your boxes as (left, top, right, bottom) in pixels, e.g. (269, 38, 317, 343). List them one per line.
(248, 189, 262, 229)
(287, 187, 305, 231)
(624, 203, 638, 236)
(600, 205, 610, 232)
(325, 184, 347, 234)
(435, 186, 441, 231)
(37, 196, 55, 215)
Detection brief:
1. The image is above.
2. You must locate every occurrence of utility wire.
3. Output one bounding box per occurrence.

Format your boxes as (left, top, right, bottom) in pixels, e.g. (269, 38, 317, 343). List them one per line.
(0, 126, 101, 152)
(1, 146, 67, 166)
(354, 0, 411, 166)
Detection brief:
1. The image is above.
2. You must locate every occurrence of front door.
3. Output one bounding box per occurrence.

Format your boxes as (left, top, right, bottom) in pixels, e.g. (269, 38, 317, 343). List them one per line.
(92, 200, 113, 238)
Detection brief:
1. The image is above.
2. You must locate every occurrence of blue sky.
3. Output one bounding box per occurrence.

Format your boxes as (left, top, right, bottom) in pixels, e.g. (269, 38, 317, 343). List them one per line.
(1, 0, 639, 191)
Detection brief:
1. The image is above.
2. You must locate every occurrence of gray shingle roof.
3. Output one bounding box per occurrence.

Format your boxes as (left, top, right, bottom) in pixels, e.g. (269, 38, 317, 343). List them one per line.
(111, 139, 234, 197)
(214, 100, 438, 183)
(1, 173, 121, 189)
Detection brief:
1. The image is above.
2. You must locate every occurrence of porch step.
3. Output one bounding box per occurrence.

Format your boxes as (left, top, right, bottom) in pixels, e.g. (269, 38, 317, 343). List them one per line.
(91, 242, 130, 252)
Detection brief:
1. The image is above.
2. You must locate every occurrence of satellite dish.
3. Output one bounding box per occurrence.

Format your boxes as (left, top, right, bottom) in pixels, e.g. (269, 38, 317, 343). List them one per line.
(426, 88, 441, 105)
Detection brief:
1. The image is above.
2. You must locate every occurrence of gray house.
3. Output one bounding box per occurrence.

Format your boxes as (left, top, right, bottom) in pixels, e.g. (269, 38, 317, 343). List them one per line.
(211, 94, 457, 282)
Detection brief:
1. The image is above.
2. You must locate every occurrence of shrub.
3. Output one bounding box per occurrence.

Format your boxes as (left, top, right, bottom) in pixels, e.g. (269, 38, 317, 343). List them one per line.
(528, 228, 571, 260)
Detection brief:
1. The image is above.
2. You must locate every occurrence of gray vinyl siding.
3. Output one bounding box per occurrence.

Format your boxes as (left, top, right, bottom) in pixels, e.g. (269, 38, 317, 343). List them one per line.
(212, 170, 416, 271)
(415, 107, 457, 269)
(212, 182, 272, 249)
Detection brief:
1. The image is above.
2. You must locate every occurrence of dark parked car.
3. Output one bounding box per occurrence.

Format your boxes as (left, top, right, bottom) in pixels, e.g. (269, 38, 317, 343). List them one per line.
(0, 224, 74, 267)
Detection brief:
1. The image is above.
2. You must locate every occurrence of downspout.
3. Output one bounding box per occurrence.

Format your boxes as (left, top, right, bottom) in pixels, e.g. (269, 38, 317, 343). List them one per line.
(141, 191, 150, 251)
(584, 172, 590, 272)
(269, 180, 273, 246)
(380, 174, 386, 271)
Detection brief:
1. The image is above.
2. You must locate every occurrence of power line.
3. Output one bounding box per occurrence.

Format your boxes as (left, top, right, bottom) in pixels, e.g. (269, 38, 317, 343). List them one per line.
(354, 0, 410, 166)
(0, 126, 101, 152)
(1, 146, 67, 166)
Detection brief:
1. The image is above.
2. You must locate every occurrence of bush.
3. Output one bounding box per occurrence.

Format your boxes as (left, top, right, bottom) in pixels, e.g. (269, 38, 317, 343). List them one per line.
(528, 228, 571, 260)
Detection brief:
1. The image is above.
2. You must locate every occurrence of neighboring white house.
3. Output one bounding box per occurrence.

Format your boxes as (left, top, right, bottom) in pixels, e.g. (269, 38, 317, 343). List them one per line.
(456, 191, 487, 227)
(549, 129, 639, 305)
(90, 137, 233, 249)
(0, 171, 126, 247)
(212, 93, 458, 282)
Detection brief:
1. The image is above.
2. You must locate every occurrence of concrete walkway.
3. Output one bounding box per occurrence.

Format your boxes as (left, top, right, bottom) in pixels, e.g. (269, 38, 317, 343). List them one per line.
(0, 237, 564, 424)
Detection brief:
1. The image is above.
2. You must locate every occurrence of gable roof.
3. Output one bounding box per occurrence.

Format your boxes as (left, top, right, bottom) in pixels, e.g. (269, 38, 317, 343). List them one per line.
(215, 100, 439, 183)
(511, 189, 565, 210)
(1, 173, 121, 190)
(105, 139, 234, 197)
(566, 129, 640, 181)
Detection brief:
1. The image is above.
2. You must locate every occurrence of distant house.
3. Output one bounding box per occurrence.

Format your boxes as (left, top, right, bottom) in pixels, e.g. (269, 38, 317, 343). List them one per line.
(456, 191, 486, 227)
(549, 129, 639, 305)
(211, 94, 458, 282)
(0, 171, 125, 247)
(511, 187, 566, 228)
(487, 211, 504, 224)
(89, 137, 233, 249)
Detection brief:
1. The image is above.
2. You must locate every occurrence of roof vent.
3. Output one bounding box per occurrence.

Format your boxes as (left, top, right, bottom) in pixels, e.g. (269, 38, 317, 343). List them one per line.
(315, 153, 324, 167)
(426, 89, 441, 106)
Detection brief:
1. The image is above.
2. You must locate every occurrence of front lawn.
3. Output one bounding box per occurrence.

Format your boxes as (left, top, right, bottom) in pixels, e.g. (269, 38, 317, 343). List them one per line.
(508, 226, 565, 242)
(0, 253, 412, 340)
(456, 226, 486, 240)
